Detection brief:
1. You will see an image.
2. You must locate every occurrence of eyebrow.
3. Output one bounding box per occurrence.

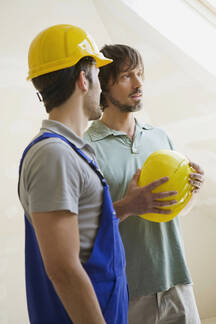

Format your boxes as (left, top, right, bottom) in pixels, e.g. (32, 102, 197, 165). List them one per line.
(120, 68, 142, 74)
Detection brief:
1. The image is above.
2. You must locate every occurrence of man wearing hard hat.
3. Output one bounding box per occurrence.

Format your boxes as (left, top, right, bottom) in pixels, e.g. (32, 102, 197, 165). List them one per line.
(18, 25, 129, 324)
(84, 44, 204, 324)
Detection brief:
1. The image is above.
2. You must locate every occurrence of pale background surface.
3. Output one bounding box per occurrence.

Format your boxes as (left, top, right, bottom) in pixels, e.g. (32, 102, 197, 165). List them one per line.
(0, 0, 215, 323)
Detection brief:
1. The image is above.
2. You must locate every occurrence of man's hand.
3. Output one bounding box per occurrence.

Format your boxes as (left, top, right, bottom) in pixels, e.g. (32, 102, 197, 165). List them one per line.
(189, 161, 204, 193)
(114, 169, 177, 222)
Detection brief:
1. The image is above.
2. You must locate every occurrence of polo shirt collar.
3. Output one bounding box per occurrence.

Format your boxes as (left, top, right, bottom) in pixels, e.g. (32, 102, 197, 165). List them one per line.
(41, 119, 86, 149)
(88, 119, 153, 142)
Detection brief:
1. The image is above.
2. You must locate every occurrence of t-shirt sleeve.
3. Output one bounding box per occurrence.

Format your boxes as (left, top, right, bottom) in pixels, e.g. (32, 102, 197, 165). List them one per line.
(25, 141, 82, 214)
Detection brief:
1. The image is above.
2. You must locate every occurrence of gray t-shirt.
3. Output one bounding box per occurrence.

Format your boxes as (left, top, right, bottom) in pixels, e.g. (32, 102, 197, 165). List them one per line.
(19, 120, 103, 263)
(84, 119, 192, 298)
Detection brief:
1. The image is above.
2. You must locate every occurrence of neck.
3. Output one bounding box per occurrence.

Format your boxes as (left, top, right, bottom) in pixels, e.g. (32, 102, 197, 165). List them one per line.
(48, 95, 88, 138)
(101, 106, 136, 139)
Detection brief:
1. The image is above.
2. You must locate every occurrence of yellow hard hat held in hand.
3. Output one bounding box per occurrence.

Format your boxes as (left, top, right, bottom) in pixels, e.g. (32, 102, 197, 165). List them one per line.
(138, 149, 194, 223)
(27, 24, 113, 80)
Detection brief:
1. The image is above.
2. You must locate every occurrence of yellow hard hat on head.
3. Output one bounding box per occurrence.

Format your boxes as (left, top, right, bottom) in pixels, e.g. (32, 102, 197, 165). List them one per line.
(27, 24, 113, 80)
(138, 149, 194, 223)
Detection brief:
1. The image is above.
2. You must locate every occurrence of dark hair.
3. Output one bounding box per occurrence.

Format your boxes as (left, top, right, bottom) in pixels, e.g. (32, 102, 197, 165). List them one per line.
(99, 44, 144, 110)
(32, 57, 95, 113)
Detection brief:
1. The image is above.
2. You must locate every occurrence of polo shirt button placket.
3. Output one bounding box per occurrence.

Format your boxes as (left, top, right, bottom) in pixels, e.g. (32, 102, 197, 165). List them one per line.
(132, 146, 138, 154)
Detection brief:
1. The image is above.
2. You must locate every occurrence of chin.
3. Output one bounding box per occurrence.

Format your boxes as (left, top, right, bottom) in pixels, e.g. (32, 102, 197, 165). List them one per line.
(133, 103, 142, 112)
(120, 102, 143, 113)
(89, 110, 102, 121)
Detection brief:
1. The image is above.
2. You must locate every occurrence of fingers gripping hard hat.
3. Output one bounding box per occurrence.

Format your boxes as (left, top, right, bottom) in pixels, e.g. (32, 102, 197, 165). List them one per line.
(27, 24, 113, 80)
(138, 149, 194, 223)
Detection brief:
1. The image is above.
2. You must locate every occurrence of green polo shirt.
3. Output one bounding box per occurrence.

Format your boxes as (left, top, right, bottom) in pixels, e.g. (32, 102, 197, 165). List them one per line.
(84, 119, 192, 298)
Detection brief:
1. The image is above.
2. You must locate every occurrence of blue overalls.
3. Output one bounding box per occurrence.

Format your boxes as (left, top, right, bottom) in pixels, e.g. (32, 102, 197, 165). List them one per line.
(18, 132, 128, 324)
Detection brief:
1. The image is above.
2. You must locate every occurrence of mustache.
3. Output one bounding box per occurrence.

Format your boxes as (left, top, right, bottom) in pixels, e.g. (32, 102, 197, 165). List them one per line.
(129, 89, 143, 97)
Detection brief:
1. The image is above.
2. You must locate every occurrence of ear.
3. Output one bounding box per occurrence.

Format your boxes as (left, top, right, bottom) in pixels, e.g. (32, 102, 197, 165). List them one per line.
(77, 71, 88, 92)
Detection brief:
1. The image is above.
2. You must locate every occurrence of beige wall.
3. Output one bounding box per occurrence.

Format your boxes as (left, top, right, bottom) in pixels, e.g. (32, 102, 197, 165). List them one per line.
(1, 0, 215, 322)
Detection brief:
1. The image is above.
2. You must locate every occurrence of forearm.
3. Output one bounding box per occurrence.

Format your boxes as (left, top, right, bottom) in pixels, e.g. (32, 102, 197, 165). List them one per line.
(114, 198, 132, 222)
(49, 261, 105, 324)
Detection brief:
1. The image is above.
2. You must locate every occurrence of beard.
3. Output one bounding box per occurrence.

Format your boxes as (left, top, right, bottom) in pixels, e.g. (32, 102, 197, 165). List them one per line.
(107, 92, 142, 112)
(87, 104, 102, 121)
(84, 96, 102, 121)
(84, 84, 103, 121)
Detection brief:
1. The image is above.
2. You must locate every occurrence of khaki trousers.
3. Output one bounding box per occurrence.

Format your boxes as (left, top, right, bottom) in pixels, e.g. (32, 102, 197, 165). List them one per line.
(128, 284, 201, 324)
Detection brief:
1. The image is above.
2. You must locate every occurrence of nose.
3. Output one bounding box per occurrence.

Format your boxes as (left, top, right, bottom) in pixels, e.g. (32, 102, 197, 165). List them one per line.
(133, 75, 143, 89)
(97, 78, 102, 93)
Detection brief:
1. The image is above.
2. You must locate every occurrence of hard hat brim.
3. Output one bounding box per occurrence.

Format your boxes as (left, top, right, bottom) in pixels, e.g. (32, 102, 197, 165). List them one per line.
(27, 51, 112, 80)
